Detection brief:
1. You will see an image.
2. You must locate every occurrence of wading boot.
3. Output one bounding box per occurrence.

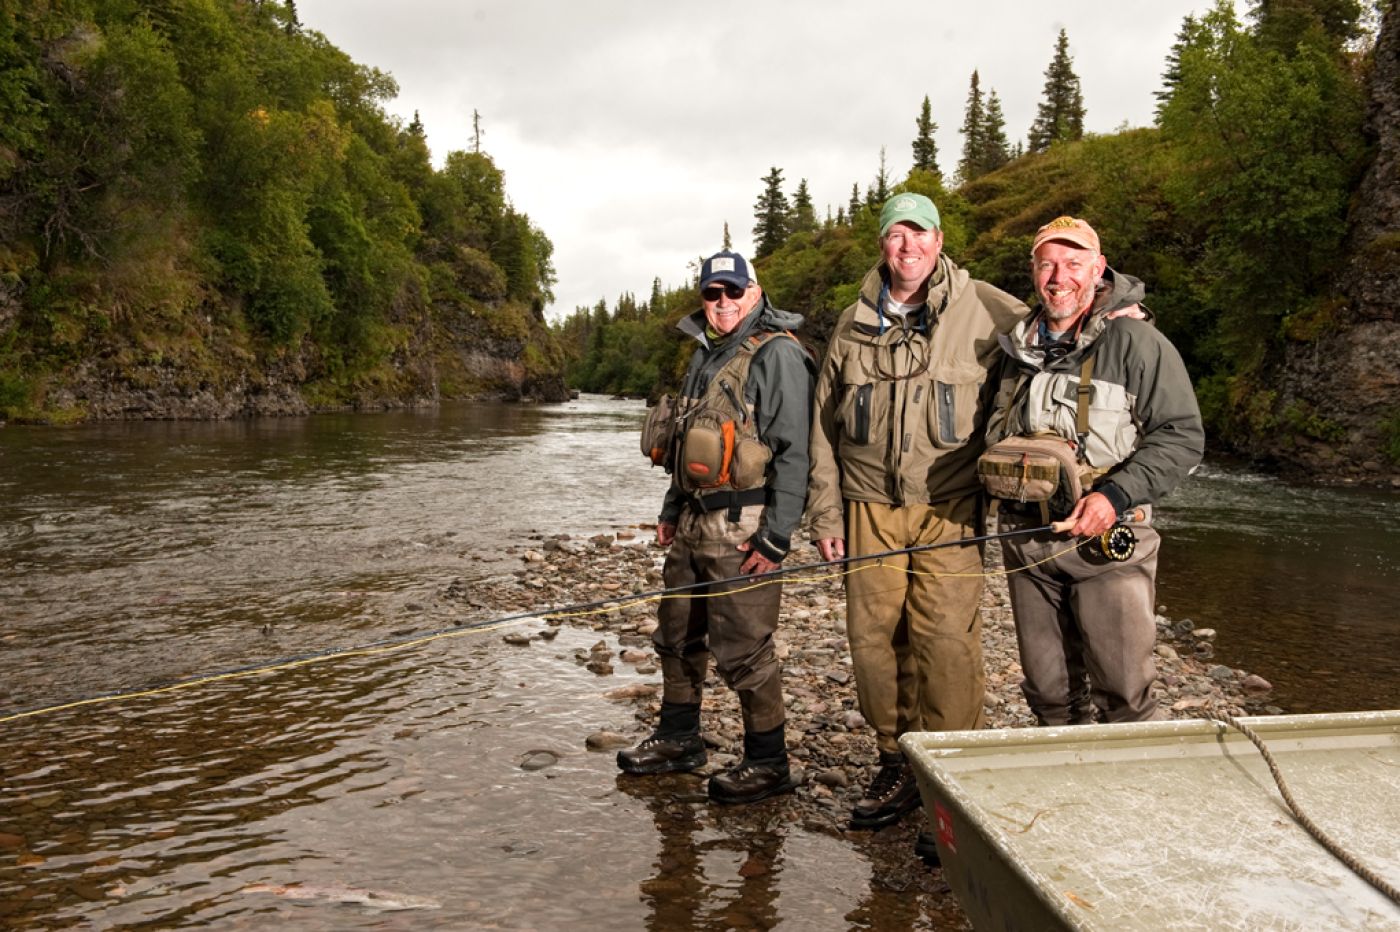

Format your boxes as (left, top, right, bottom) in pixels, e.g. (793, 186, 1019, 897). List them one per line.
(616, 732, 706, 775)
(914, 831, 941, 868)
(617, 701, 705, 775)
(707, 759, 798, 804)
(850, 751, 921, 829)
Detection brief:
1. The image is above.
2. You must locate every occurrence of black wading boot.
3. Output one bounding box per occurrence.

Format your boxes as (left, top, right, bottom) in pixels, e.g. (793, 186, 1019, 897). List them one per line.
(914, 831, 941, 868)
(617, 702, 706, 775)
(850, 750, 921, 829)
(708, 723, 799, 804)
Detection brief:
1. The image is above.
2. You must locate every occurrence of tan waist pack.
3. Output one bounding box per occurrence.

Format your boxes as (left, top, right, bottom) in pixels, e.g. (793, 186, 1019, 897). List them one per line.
(977, 433, 1091, 518)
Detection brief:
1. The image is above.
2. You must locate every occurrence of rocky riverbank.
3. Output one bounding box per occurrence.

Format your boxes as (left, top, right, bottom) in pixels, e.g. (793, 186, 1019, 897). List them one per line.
(464, 527, 1279, 924)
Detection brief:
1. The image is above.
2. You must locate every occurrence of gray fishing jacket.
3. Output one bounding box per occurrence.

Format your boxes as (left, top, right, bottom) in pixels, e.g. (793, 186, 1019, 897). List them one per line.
(985, 268, 1204, 513)
(659, 296, 814, 560)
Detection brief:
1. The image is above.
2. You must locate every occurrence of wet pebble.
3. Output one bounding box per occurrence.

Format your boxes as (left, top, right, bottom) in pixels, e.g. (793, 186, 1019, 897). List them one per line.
(1242, 674, 1273, 694)
(585, 731, 633, 751)
(519, 750, 560, 771)
(0, 833, 23, 851)
(502, 633, 531, 646)
(604, 684, 659, 701)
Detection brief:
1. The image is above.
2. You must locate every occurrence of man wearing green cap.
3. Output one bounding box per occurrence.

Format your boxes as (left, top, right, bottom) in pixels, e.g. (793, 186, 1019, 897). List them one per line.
(807, 193, 1026, 845)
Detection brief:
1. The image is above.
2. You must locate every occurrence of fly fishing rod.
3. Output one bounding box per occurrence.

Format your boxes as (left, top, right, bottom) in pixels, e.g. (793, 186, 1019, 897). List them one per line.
(0, 511, 1142, 726)
(670, 506, 1149, 598)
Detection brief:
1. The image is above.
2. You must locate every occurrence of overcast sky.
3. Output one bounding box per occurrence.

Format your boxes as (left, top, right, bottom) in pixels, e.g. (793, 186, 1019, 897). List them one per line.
(296, 0, 1212, 319)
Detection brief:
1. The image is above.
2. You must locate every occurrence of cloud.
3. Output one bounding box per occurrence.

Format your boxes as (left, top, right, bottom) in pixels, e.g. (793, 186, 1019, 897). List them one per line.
(297, 0, 1210, 317)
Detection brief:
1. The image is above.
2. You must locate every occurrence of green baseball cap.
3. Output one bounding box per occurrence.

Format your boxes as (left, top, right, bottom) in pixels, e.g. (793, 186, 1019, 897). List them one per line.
(879, 193, 941, 236)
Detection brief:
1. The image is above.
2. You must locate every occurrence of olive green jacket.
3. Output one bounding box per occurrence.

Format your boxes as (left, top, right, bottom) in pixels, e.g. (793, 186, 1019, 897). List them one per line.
(806, 256, 1028, 540)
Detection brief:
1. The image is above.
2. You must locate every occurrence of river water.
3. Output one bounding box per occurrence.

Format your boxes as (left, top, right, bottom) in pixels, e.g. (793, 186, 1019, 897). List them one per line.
(1, 397, 1396, 929)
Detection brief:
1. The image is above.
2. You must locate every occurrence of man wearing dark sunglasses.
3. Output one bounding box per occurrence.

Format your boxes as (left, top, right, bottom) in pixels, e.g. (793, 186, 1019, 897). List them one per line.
(619, 249, 815, 805)
(806, 193, 1029, 855)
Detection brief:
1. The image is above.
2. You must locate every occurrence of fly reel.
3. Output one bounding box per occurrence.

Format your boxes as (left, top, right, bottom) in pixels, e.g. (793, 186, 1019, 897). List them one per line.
(1096, 524, 1137, 562)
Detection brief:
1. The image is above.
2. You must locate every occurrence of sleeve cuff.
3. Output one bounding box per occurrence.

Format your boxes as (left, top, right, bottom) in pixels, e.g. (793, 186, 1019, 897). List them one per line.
(748, 529, 790, 563)
(1095, 480, 1132, 516)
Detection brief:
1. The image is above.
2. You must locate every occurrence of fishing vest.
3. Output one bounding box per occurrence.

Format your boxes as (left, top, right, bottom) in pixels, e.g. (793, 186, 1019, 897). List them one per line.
(642, 330, 797, 501)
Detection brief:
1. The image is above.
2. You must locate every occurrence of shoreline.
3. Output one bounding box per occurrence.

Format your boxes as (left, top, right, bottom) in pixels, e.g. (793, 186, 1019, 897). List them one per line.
(473, 527, 1279, 922)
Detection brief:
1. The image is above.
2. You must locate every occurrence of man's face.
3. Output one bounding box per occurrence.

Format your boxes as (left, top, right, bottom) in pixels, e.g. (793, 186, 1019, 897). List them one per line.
(701, 280, 761, 336)
(881, 222, 943, 297)
(1032, 241, 1108, 325)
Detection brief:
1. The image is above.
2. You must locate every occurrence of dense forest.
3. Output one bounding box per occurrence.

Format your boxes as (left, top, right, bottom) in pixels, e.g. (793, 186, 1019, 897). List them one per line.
(553, 0, 1400, 482)
(1, 0, 566, 421)
(3, 0, 1396, 483)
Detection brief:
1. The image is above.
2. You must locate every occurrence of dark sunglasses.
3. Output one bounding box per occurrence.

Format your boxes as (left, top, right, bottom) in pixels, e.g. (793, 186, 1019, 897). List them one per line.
(701, 283, 746, 302)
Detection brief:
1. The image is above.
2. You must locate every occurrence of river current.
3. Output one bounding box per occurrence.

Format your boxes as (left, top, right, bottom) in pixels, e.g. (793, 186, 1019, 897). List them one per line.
(1, 396, 1396, 928)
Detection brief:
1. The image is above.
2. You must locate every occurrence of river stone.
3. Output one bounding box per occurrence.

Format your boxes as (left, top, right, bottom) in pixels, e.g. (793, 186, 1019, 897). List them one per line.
(1192, 628, 1217, 640)
(0, 832, 22, 851)
(619, 649, 650, 664)
(519, 750, 560, 771)
(1242, 674, 1273, 694)
(502, 633, 531, 646)
(815, 769, 850, 789)
(1155, 644, 1180, 662)
(604, 684, 658, 701)
(842, 710, 867, 731)
(584, 731, 632, 751)
(537, 628, 559, 641)
(1207, 665, 1234, 682)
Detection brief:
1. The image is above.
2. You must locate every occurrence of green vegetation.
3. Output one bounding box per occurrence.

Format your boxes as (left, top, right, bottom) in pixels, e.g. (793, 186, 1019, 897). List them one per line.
(0, 0, 561, 421)
(554, 0, 1379, 462)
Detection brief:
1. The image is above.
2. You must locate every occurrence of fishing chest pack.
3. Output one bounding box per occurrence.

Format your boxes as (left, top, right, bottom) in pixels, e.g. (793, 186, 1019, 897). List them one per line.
(640, 331, 799, 492)
(977, 354, 1099, 520)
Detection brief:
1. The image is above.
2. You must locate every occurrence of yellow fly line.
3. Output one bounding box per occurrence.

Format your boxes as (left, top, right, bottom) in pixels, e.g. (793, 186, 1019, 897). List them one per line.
(0, 537, 1093, 727)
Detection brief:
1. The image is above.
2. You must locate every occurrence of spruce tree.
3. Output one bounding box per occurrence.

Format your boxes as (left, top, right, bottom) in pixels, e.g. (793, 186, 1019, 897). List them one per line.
(867, 147, 891, 209)
(847, 183, 862, 224)
(790, 178, 816, 235)
(980, 90, 1011, 174)
(723, 221, 732, 250)
(1027, 29, 1086, 152)
(752, 167, 790, 258)
(911, 95, 941, 178)
(958, 70, 986, 182)
(1155, 15, 1206, 122)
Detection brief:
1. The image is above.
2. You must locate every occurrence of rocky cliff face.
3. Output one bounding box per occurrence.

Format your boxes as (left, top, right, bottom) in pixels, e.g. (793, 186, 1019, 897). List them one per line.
(1269, 4, 1400, 485)
(36, 298, 567, 421)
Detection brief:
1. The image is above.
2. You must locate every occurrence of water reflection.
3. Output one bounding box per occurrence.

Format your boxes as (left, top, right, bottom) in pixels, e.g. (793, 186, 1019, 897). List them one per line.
(619, 775, 787, 931)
